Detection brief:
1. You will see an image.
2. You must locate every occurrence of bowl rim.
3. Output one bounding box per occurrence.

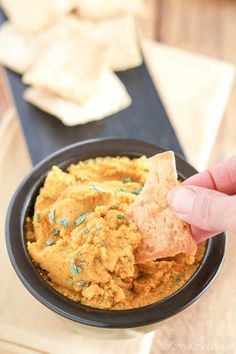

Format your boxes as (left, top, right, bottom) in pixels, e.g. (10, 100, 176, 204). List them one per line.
(5, 137, 226, 329)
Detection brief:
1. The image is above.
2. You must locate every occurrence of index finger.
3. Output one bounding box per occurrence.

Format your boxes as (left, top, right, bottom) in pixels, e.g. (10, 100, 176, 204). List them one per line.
(183, 155, 236, 195)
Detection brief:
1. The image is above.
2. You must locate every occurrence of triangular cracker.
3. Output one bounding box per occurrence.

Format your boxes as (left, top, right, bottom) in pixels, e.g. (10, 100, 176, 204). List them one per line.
(127, 151, 197, 262)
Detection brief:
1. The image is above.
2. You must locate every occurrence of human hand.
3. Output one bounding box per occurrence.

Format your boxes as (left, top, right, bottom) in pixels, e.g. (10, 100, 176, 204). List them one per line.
(167, 156, 236, 242)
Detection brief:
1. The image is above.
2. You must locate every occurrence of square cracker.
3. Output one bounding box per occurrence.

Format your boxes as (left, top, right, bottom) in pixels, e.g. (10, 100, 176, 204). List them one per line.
(76, 15, 142, 71)
(47, 15, 142, 71)
(0, 17, 91, 74)
(75, 0, 145, 19)
(127, 151, 197, 262)
(24, 70, 131, 126)
(0, 22, 38, 74)
(0, 15, 141, 74)
(23, 26, 108, 104)
(0, 0, 76, 33)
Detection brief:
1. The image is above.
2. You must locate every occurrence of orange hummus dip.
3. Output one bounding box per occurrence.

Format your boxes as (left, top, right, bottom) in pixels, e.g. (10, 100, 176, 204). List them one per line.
(26, 156, 206, 310)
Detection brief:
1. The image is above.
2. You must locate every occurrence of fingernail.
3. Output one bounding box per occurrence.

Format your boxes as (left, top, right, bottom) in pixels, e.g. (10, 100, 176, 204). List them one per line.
(167, 186, 196, 214)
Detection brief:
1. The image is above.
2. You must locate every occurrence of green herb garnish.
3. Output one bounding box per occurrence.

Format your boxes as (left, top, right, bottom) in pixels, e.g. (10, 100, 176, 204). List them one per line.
(173, 275, 182, 282)
(48, 209, 55, 224)
(132, 186, 143, 195)
(67, 276, 73, 285)
(98, 240, 104, 247)
(124, 177, 132, 183)
(35, 212, 41, 223)
(118, 187, 126, 193)
(96, 227, 101, 234)
(117, 214, 126, 220)
(76, 212, 89, 226)
(91, 184, 105, 193)
(83, 226, 88, 235)
(111, 204, 118, 210)
(77, 280, 89, 287)
(57, 217, 70, 228)
(45, 238, 54, 246)
(51, 228, 59, 235)
(70, 259, 82, 275)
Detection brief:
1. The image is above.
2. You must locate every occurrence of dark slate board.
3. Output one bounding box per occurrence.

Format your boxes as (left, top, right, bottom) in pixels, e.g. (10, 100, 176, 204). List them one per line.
(0, 11, 183, 165)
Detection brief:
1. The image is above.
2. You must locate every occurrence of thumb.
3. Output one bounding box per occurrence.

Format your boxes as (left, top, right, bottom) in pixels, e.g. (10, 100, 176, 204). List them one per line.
(167, 185, 236, 234)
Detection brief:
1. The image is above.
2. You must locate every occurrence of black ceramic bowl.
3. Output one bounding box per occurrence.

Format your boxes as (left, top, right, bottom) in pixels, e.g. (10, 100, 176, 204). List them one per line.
(6, 138, 226, 329)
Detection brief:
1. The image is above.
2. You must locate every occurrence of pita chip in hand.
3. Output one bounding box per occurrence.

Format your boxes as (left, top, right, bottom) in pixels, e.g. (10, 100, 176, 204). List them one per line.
(127, 151, 197, 263)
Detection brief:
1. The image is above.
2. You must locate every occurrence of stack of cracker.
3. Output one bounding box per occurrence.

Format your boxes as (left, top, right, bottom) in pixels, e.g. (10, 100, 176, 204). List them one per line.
(0, 0, 144, 125)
